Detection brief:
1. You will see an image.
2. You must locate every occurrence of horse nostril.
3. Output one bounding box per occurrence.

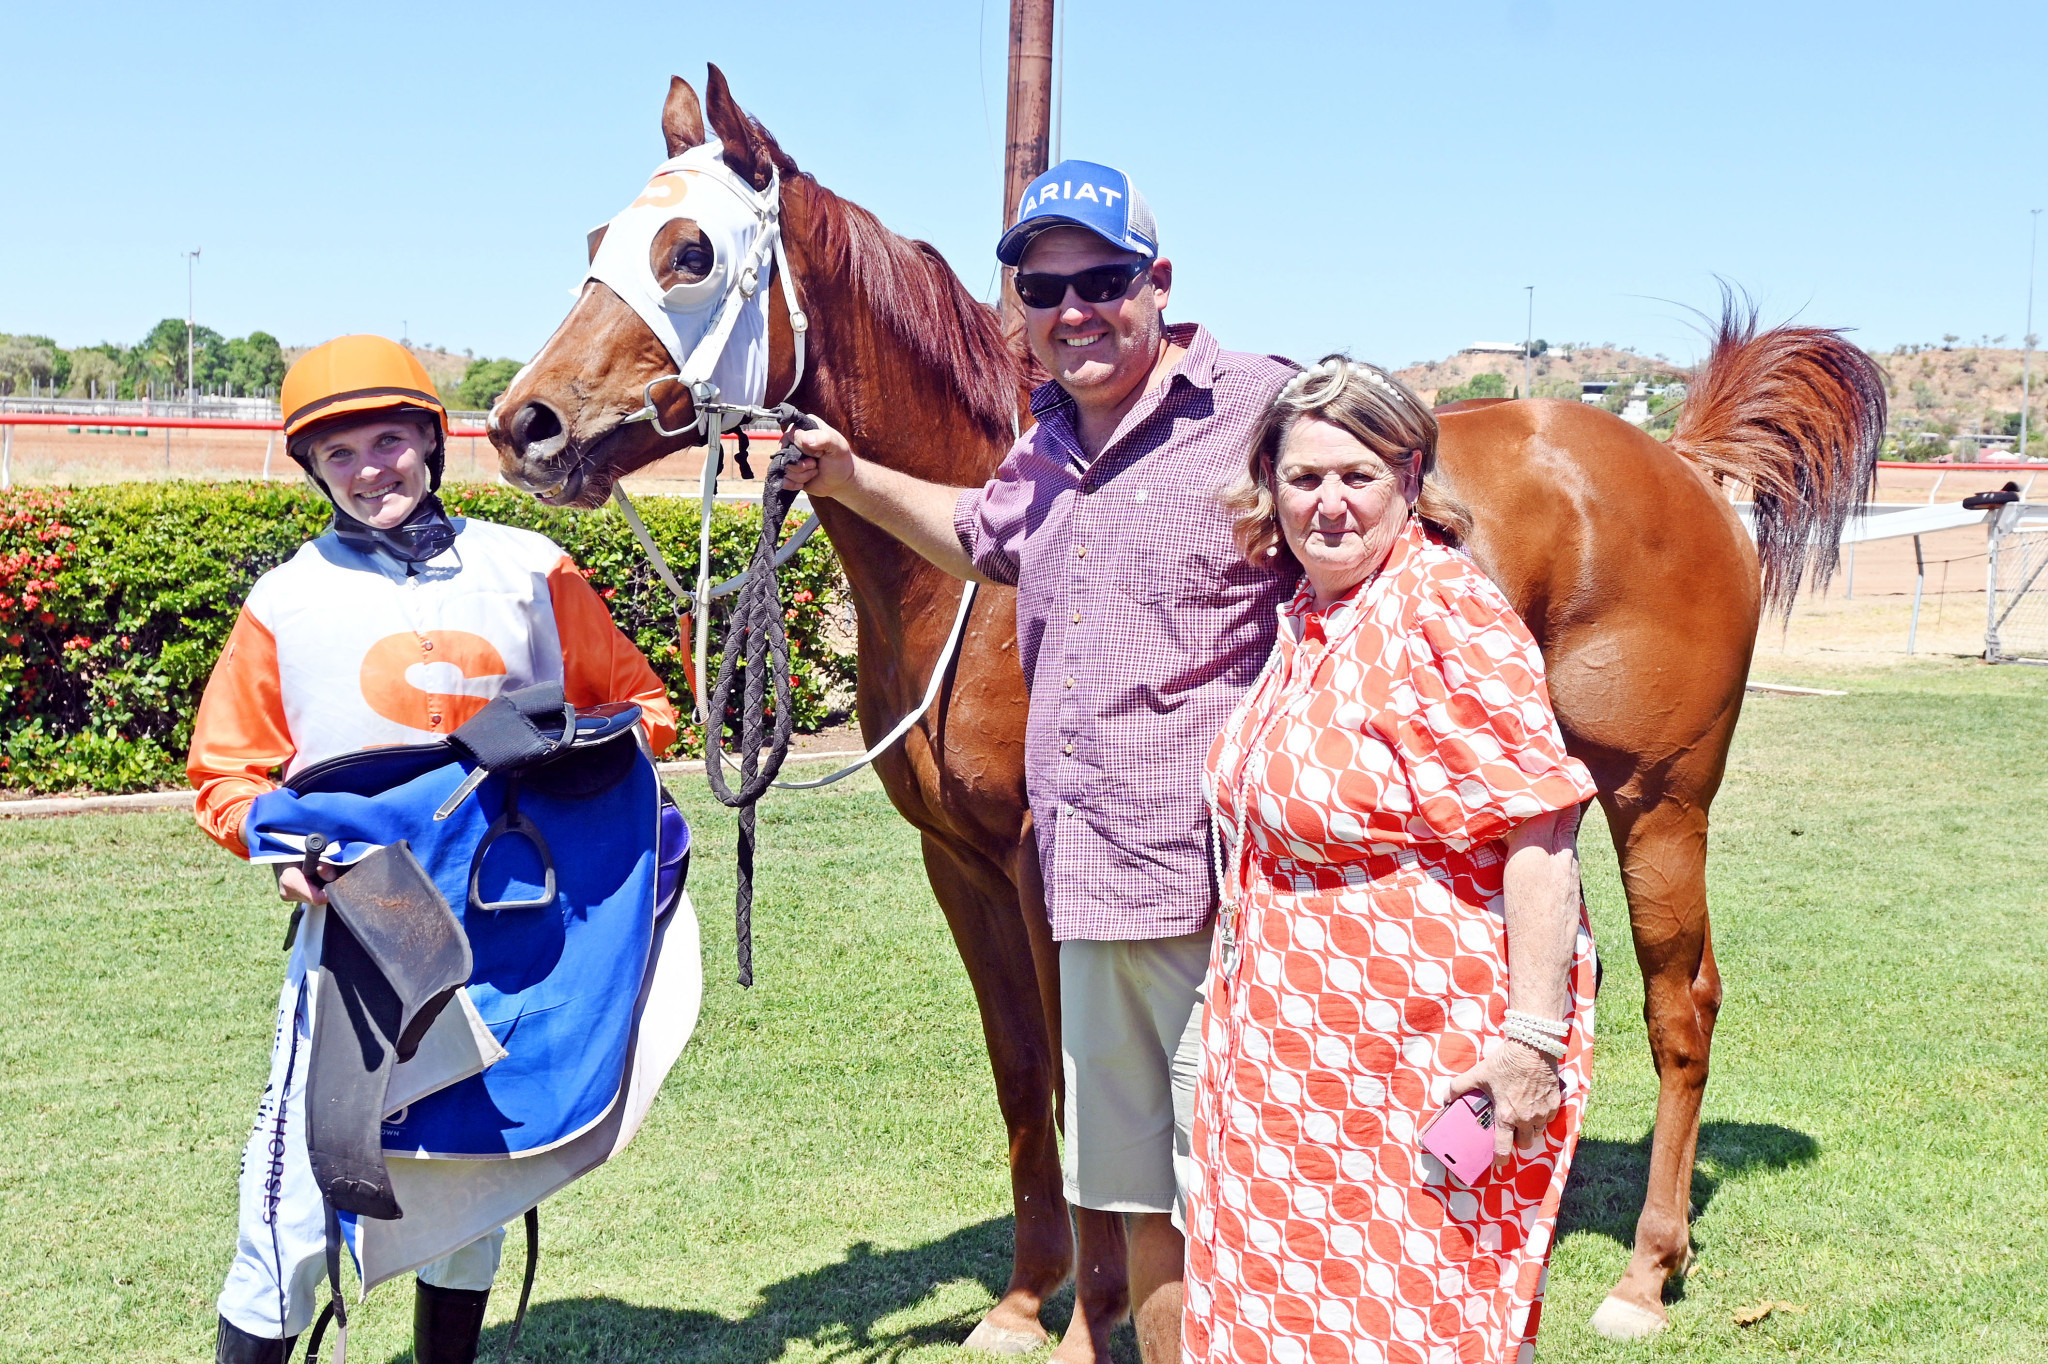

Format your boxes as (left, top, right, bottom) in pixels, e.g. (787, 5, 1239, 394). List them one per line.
(510, 401, 566, 457)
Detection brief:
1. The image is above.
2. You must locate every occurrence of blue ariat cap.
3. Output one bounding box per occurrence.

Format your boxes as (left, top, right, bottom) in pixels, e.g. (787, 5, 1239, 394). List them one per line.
(996, 159, 1158, 266)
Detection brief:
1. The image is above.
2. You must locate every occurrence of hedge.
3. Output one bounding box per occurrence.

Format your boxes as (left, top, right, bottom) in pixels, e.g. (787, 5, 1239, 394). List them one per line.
(0, 482, 853, 794)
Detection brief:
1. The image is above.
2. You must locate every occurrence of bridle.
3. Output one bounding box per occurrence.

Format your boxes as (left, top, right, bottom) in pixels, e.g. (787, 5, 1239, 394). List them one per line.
(600, 155, 809, 442)
(582, 141, 816, 720)
(579, 142, 978, 793)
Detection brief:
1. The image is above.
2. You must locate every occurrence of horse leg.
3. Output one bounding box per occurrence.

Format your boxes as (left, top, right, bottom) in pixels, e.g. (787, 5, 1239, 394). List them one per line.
(1590, 793, 1724, 1341)
(1007, 823, 1131, 1364)
(915, 833, 1077, 1356)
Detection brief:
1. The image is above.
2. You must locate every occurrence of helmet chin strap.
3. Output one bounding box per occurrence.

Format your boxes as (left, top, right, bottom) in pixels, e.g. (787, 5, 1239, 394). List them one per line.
(329, 492, 458, 567)
(299, 427, 456, 567)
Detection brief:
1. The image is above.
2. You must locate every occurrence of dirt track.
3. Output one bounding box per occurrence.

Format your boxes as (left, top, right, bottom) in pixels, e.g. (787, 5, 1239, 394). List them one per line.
(0, 423, 760, 492)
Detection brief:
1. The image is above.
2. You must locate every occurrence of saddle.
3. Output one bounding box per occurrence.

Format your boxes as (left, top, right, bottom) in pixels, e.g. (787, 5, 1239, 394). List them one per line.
(289, 682, 658, 1221)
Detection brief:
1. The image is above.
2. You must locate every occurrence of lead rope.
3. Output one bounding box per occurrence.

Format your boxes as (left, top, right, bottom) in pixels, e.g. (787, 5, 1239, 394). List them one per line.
(702, 406, 814, 985)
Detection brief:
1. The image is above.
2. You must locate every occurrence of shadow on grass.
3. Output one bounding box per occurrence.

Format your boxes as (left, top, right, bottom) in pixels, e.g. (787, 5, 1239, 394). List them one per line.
(1560, 1120, 1820, 1300)
(416, 1216, 1136, 1364)
(370, 1126, 1820, 1361)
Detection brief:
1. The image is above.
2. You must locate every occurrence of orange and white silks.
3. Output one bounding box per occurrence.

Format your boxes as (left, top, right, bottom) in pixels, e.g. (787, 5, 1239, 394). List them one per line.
(188, 517, 678, 856)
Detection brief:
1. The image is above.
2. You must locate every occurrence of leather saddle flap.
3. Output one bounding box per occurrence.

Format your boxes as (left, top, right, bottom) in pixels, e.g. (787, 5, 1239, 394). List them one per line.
(305, 840, 469, 1220)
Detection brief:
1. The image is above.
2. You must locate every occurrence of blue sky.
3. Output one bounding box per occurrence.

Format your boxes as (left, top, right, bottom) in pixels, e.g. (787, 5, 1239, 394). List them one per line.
(5, 1, 2045, 369)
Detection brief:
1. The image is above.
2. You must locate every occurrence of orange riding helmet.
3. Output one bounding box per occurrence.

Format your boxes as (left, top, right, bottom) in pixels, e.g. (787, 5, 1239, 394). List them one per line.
(281, 335, 451, 490)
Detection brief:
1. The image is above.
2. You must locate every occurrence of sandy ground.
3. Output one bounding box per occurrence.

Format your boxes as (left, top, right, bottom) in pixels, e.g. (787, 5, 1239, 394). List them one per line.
(0, 423, 764, 491)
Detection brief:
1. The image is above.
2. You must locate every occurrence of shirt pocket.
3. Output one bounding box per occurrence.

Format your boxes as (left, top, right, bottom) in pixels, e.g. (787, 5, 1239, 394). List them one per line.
(1108, 483, 1265, 606)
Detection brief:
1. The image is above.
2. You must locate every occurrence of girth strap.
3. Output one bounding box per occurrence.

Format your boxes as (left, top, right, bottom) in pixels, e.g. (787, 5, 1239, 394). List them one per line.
(304, 1203, 348, 1363)
(502, 1206, 540, 1363)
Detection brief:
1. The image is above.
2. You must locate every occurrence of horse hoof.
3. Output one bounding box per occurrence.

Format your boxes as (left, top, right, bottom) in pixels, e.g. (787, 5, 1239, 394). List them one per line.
(963, 1319, 1048, 1355)
(1590, 1295, 1669, 1341)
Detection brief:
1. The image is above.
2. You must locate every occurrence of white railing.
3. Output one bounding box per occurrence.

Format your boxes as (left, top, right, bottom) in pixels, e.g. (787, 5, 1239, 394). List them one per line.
(0, 395, 492, 426)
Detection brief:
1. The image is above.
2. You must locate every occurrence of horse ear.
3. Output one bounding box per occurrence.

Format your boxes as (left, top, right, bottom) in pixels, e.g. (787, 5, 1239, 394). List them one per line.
(703, 63, 772, 190)
(661, 75, 705, 157)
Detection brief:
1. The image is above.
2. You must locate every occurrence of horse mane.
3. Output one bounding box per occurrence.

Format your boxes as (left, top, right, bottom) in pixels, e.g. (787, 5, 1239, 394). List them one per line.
(750, 123, 1020, 446)
(1670, 287, 1885, 615)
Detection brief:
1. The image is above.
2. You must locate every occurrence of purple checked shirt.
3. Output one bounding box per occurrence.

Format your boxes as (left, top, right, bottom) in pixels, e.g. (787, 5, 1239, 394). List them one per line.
(954, 323, 1298, 942)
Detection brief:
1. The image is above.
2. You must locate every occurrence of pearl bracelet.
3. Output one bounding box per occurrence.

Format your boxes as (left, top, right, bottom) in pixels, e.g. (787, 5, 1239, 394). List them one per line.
(1503, 1017, 1567, 1060)
(1504, 1009, 1568, 1036)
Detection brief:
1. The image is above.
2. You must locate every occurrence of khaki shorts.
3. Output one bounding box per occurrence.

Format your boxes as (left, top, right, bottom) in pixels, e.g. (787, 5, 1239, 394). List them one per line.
(1059, 928, 1212, 1223)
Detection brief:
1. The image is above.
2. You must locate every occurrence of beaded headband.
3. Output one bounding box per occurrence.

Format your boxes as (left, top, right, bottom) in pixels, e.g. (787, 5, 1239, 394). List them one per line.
(1278, 354, 1414, 415)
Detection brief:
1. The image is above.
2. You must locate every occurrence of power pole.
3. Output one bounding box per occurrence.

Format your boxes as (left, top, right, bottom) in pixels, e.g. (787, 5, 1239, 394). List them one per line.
(183, 248, 201, 408)
(2024, 209, 2040, 459)
(1001, 0, 1055, 331)
(1524, 285, 1535, 399)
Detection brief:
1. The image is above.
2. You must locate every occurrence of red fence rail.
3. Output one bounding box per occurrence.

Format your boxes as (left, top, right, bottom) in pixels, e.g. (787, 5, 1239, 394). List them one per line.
(1876, 461, 2043, 472)
(0, 412, 490, 438)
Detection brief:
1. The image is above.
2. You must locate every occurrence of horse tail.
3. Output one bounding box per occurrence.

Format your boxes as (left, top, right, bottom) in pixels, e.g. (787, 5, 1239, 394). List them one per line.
(1669, 290, 1887, 616)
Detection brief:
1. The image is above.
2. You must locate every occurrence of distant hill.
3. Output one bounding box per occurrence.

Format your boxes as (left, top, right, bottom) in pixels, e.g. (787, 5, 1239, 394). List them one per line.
(1394, 344, 1685, 407)
(280, 343, 473, 390)
(1866, 343, 2041, 457)
(1392, 340, 2046, 458)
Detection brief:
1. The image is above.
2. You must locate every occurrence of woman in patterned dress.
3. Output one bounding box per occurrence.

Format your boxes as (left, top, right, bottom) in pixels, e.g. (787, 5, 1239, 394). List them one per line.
(1181, 357, 1599, 1364)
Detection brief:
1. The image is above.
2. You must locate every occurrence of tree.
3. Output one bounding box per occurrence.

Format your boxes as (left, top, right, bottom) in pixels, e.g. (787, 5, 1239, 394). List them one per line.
(64, 349, 122, 398)
(447, 357, 522, 412)
(129, 317, 226, 392)
(0, 335, 59, 394)
(1433, 371, 1509, 405)
(222, 331, 285, 396)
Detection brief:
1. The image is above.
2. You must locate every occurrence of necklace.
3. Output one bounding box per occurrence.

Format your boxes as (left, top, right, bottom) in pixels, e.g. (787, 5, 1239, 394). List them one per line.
(1208, 573, 1382, 978)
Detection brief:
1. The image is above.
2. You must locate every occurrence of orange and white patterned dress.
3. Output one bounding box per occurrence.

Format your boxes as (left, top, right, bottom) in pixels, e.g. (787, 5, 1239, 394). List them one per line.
(1184, 518, 1600, 1364)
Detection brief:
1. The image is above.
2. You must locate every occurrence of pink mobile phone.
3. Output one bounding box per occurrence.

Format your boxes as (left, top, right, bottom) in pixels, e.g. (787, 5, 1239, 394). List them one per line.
(1419, 1092, 1496, 1186)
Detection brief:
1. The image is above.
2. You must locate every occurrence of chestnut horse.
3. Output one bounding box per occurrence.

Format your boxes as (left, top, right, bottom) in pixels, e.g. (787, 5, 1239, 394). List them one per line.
(491, 68, 1883, 1351)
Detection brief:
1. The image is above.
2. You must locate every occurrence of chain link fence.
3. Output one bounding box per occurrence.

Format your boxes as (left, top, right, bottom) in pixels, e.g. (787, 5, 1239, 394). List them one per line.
(1986, 505, 2048, 662)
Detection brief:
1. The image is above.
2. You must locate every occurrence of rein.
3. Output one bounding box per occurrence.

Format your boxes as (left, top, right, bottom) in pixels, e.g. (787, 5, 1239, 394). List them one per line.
(699, 410, 810, 988)
(612, 405, 977, 987)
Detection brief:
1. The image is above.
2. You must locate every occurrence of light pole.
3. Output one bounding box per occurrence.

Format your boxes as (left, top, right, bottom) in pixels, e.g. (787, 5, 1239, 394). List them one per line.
(1524, 285, 1535, 399)
(2023, 210, 2040, 460)
(182, 248, 201, 407)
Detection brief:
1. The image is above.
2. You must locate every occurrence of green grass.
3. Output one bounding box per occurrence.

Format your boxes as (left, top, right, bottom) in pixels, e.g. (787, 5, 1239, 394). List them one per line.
(1, 657, 2042, 1362)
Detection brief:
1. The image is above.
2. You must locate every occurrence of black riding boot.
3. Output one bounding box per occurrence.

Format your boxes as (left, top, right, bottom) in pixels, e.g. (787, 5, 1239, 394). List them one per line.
(414, 1280, 491, 1364)
(215, 1315, 295, 1363)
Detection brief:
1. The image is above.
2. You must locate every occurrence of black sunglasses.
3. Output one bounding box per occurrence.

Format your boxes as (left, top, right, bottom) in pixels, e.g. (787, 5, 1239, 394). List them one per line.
(1013, 261, 1149, 310)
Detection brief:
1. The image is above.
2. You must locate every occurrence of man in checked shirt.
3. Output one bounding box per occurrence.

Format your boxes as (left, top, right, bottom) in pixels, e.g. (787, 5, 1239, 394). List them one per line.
(787, 159, 1295, 1363)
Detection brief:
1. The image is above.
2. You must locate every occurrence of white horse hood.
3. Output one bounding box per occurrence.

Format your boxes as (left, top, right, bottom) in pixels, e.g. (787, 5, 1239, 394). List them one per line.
(584, 140, 776, 429)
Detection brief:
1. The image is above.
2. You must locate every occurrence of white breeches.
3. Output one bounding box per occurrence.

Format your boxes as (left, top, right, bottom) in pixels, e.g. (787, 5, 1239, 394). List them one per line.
(217, 973, 504, 1339)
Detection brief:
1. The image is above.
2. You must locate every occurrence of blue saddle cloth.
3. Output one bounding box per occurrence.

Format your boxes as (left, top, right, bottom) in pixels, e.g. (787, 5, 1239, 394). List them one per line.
(248, 743, 668, 1158)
